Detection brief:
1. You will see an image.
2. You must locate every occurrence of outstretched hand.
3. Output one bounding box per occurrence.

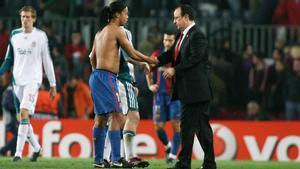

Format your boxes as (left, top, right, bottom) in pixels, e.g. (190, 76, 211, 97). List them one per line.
(146, 56, 159, 65)
(149, 84, 159, 93)
(163, 68, 175, 79)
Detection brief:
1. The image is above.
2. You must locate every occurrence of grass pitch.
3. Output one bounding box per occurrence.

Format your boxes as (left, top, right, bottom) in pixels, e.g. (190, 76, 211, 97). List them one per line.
(0, 157, 299, 169)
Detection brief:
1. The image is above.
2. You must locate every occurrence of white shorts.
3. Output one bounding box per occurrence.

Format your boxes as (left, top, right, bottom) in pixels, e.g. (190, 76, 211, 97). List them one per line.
(13, 83, 40, 115)
(118, 80, 139, 115)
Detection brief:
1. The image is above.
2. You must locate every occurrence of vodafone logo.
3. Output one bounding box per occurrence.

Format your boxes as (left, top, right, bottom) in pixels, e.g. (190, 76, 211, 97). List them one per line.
(212, 124, 237, 160)
(193, 123, 237, 160)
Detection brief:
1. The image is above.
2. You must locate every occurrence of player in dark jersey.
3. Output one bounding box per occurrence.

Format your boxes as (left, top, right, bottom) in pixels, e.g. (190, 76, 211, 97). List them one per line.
(146, 31, 181, 164)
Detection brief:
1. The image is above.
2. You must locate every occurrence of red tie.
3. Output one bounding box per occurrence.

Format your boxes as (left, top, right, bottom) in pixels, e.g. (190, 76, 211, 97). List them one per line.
(174, 32, 184, 62)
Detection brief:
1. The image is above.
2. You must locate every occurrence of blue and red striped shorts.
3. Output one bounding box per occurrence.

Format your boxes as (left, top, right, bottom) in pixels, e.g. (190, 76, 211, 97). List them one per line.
(89, 69, 121, 115)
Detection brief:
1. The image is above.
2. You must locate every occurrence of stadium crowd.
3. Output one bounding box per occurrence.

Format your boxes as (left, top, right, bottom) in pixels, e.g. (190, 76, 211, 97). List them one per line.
(0, 0, 300, 122)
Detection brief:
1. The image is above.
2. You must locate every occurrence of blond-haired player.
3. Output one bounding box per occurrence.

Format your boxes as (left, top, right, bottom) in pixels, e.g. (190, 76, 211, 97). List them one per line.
(0, 6, 56, 162)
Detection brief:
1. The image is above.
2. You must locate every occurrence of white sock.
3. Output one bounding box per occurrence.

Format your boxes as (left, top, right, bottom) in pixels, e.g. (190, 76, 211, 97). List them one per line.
(168, 153, 177, 159)
(15, 124, 29, 157)
(123, 132, 135, 160)
(166, 142, 171, 149)
(120, 139, 125, 159)
(103, 134, 111, 161)
(27, 124, 41, 152)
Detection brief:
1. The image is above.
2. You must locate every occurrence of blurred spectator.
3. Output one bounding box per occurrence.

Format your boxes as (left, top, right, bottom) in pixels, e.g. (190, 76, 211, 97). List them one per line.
(209, 52, 230, 105)
(248, 52, 269, 109)
(62, 75, 93, 119)
(81, 59, 92, 84)
(39, 0, 75, 18)
(226, 0, 241, 17)
(0, 0, 4, 16)
(267, 49, 286, 118)
(34, 84, 63, 119)
(143, 0, 162, 17)
(138, 26, 162, 56)
(275, 39, 286, 51)
(64, 31, 87, 77)
(0, 0, 39, 16)
(233, 44, 254, 108)
(0, 85, 17, 156)
(217, 38, 240, 108)
(246, 101, 269, 120)
(218, 38, 240, 64)
(284, 54, 300, 120)
(208, 69, 227, 117)
(282, 45, 292, 71)
(41, 21, 60, 56)
(242, 44, 254, 71)
(52, 46, 69, 91)
(0, 21, 9, 63)
(250, 0, 278, 24)
(272, 0, 300, 25)
(82, 0, 102, 17)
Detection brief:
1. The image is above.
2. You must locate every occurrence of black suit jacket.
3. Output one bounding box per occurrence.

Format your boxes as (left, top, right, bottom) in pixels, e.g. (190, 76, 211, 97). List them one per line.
(158, 25, 212, 104)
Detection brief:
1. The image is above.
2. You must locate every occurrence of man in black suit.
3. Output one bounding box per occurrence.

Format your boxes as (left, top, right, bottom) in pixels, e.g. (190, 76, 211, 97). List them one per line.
(156, 4, 217, 169)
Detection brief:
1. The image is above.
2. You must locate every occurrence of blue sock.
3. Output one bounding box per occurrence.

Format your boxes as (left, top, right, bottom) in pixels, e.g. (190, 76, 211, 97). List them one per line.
(93, 128, 106, 163)
(171, 132, 181, 155)
(109, 130, 121, 162)
(156, 129, 169, 146)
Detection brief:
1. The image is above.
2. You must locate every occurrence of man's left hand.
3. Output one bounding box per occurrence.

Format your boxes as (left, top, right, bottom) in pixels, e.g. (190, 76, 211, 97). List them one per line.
(163, 68, 175, 79)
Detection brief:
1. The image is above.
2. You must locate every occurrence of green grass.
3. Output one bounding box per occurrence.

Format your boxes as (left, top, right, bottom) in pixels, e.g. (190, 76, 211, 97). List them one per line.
(0, 157, 299, 169)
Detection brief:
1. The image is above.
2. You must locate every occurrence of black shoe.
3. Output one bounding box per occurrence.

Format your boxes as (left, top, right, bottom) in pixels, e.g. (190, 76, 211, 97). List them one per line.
(128, 157, 149, 168)
(93, 162, 108, 168)
(12, 156, 21, 162)
(103, 159, 110, 167)
(200, 165, 217, 169)
(30, 148, 42, 162)
(167, 162, 189, 169)
(166, 157, 175, 165)
(111, 158, 133, 168)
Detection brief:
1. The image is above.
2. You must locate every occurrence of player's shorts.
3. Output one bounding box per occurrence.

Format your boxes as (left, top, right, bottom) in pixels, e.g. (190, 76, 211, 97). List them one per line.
(13, 83, 40, 115)
(153, 93, 181, 122)
(89, 69, 121, 115)
(117, 79, 139, 115)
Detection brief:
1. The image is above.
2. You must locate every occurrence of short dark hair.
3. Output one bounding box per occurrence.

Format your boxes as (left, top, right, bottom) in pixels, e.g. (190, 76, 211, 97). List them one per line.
(19, 6, 36, 18)
(274, 48, 285, 60)
(99, 0, 127, 30)
(163, 29, 176, 36)
(253, 52, 264, 60)
(177, 4, 195, 21)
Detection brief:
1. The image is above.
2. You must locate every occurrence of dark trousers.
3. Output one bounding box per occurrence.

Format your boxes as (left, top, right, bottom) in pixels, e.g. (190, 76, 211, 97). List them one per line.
(177, 101, 216, 169)
(0, 120, 18, 156)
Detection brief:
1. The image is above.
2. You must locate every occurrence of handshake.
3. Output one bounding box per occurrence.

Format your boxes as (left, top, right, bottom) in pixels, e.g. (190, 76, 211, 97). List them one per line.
(140, 56, 175, 79)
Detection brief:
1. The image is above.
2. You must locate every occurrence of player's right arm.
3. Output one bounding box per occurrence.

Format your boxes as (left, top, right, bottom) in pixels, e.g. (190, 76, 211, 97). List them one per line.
(116, 28, 158, 65)
(0, 42, 14, 76)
